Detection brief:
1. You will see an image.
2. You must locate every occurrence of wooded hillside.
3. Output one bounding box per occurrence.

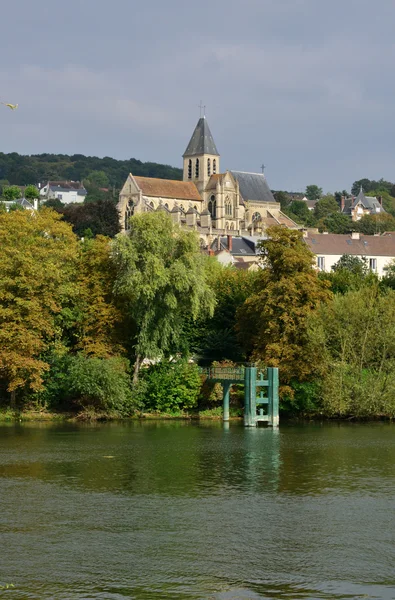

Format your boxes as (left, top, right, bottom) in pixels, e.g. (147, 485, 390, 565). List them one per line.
(0, 152, 183, 187)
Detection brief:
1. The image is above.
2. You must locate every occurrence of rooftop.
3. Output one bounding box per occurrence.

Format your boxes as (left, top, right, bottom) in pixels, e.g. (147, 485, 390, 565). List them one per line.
(134, 176, 201, 201)
(305, 232, 395, 256)
(230, 171, 275, 203)
(183, 117, 219, 158)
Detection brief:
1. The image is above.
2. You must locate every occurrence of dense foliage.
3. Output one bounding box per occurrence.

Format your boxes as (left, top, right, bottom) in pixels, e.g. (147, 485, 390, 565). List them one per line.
(0, 152, 182, 187)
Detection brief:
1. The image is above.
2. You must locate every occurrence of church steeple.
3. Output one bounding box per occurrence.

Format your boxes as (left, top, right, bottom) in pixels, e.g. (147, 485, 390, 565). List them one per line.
(183, 117, 219, 158)
(182, 116, 220, 194)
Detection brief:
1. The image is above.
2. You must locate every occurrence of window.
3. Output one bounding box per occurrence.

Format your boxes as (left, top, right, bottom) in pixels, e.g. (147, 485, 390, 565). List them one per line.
(187, 159, 192, 179)
(225, 199, 232, 216)
(57, 193, 63, 200)
(125, 200, 134, 231)
(195, 158, 199, 179)
(252, 211, 261, 222)
(208, 195, 216, 218)
(213, 159, 217, 174)
(207, 158, 211, 176)
(369, 258, 377, 271)
(317, 256, 325, 270)
(129, 184, 132, 193)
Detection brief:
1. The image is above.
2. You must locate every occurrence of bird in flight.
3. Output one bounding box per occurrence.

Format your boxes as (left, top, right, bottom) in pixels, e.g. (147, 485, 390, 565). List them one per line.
(1, 102, 18, 110)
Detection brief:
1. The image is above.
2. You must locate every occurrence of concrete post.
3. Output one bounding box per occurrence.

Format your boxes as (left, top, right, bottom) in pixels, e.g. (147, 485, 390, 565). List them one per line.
(268, 367, 279, 427)
(244, 366, 257, 427)
(223, 381, 231, 422)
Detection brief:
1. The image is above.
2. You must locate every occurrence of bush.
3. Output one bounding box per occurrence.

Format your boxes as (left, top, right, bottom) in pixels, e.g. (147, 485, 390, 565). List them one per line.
(135, 360, 201, 413)
(68, 355, 137, 415)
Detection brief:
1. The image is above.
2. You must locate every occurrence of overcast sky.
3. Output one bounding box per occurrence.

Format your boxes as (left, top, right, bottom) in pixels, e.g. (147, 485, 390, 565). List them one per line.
(1, 0, 395, 192)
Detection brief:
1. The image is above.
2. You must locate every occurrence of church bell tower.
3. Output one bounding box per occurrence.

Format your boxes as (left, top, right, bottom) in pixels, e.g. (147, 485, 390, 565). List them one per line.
(182, 116, 220, 196)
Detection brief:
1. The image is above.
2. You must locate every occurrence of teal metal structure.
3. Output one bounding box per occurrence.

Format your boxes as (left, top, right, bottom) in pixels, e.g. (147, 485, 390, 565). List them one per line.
(200, 365, 279, 427)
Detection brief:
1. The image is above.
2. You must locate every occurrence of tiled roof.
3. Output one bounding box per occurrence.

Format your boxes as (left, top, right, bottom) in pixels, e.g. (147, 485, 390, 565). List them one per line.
(47, 181, 85, 191)
(305, 232, 395, 256)
(230, 171, 275, 203)
(183, 117, 219, 157)
(206, 174, 225, 190)
(134, 176, 201, 201)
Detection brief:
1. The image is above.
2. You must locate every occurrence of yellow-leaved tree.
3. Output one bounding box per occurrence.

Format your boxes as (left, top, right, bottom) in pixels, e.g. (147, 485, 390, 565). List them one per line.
(0, 208, 79, 400)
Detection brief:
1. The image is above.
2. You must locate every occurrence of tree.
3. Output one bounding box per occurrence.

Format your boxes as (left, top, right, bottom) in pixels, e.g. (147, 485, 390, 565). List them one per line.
(24, 185, 40, 201)
(3, 185, 21, 201)
(319, 254, 377, 294)
(60, 199, 121, 238)
(86, 170, 110, 188)
(274, 190, 290, 210)
(112, 212, 216, 383)
(237, 226, 332, 395)
(0, 209, 79, 398)
(319, 212, 352, 234)
(313, 194, 339, 221)
(188, 265, 259, 362)
(76, 236, 125, 358)
(308, 286, 395, 417)
(355, 213, 395, 235)
(305, 185, 322, 201)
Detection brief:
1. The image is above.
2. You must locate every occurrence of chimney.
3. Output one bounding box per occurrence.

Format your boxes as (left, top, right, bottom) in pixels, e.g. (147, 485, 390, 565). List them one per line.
(341, 195, 345, 211)
(227, 234, 233, 252)
(208, 249, 214, 257)
(33, 198, 39, 210)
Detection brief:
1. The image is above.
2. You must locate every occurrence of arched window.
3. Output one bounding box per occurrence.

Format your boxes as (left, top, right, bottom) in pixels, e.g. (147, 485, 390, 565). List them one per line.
(165, 203, 169, 209)
(252, 211, 261, 222)
(213, 159, 217, 174)
(150, 201, 154, 209)
(125, 200, 134, 231)
(225, 198, 232, 216)
(187, 159, 192, 179)
(208, 194, 216, 218)
(207, 158, 211, 176)
(195, 158, 199, 179)
(230, 222, 235, 230)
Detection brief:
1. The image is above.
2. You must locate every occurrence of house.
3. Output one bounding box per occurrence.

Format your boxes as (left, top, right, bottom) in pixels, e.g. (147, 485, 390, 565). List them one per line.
(3, 197, 37, 212)
(341, 187, 384, 221)
(39, 181, 87, 204)
(117, 116, 299, 244)
(208, 234, 264, 270)
(304, 231, 395, 276)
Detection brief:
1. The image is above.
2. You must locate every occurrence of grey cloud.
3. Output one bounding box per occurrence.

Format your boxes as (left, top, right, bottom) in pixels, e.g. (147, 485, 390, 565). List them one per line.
(1, 0, 395, 192)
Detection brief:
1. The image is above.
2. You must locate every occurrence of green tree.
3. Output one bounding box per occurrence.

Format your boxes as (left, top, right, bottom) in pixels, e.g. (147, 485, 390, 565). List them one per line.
(355, 213, 395, 235)
(112, 212, 215, 383)
(24, 185, 40, 201)
(305, 185, 323, 201)
(319, 212, 352, 234)
(0, 209, 78, 399)
(86, 170, 110, 188)
(3, 185, 21, 201)
(274, 190, 290, 210)
(237, 226, 332, 396)
(319, 254, 377, 294)
(308, 286, 395, 417)
(313, 194, 339, 221)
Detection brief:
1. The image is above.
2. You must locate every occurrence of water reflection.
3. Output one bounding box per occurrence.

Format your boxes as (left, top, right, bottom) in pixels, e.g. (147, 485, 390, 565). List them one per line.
(1, 421, 395, 599)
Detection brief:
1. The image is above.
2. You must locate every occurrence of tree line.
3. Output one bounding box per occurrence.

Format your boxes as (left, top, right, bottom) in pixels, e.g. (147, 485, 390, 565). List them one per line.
(2, 208, 395, 420)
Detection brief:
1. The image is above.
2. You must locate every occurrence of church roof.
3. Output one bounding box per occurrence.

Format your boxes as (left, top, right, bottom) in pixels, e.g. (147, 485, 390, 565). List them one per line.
(183, 117, 219, 157)
(134, 176, 201, 201)
(230, 171, 275, 203)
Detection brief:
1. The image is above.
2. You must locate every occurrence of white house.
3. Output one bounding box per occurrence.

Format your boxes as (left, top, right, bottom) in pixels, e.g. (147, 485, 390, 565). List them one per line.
(304, 231, 395, 276)
(40, 181, 87, 204)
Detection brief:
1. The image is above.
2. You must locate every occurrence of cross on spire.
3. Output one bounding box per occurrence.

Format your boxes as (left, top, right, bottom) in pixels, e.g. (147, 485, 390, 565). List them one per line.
(261, 163, 266, 174)
(198, 100, 206, 118)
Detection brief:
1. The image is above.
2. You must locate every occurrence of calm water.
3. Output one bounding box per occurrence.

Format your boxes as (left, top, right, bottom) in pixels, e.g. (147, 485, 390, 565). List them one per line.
(1, 421, 395, 600)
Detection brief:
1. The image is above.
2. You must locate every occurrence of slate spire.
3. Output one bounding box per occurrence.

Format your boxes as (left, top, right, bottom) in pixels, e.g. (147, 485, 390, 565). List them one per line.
(183, 117, 219, 158)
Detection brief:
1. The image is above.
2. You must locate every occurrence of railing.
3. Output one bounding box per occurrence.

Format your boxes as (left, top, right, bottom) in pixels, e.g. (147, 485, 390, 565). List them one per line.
(199, 366, 245, 381)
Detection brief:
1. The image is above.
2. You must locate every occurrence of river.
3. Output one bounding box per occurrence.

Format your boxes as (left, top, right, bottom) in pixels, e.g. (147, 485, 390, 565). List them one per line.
(1, 421, 395, 599)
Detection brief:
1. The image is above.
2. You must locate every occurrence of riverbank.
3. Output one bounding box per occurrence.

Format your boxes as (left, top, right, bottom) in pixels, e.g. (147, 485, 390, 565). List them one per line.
(0, 407, 244, 423)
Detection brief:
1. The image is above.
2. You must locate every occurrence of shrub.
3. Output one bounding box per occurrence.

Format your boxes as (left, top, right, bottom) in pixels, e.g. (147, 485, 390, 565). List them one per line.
(135, 359, 201, 413)
(67, 355, 138, 415)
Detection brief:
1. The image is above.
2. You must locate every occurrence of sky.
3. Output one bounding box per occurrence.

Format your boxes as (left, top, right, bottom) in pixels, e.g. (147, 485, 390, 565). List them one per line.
(1, 0, 395, 192)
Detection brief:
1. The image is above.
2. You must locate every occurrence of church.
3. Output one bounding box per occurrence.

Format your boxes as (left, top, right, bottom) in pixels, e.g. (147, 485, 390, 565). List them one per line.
(117, 116, 298, 244)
